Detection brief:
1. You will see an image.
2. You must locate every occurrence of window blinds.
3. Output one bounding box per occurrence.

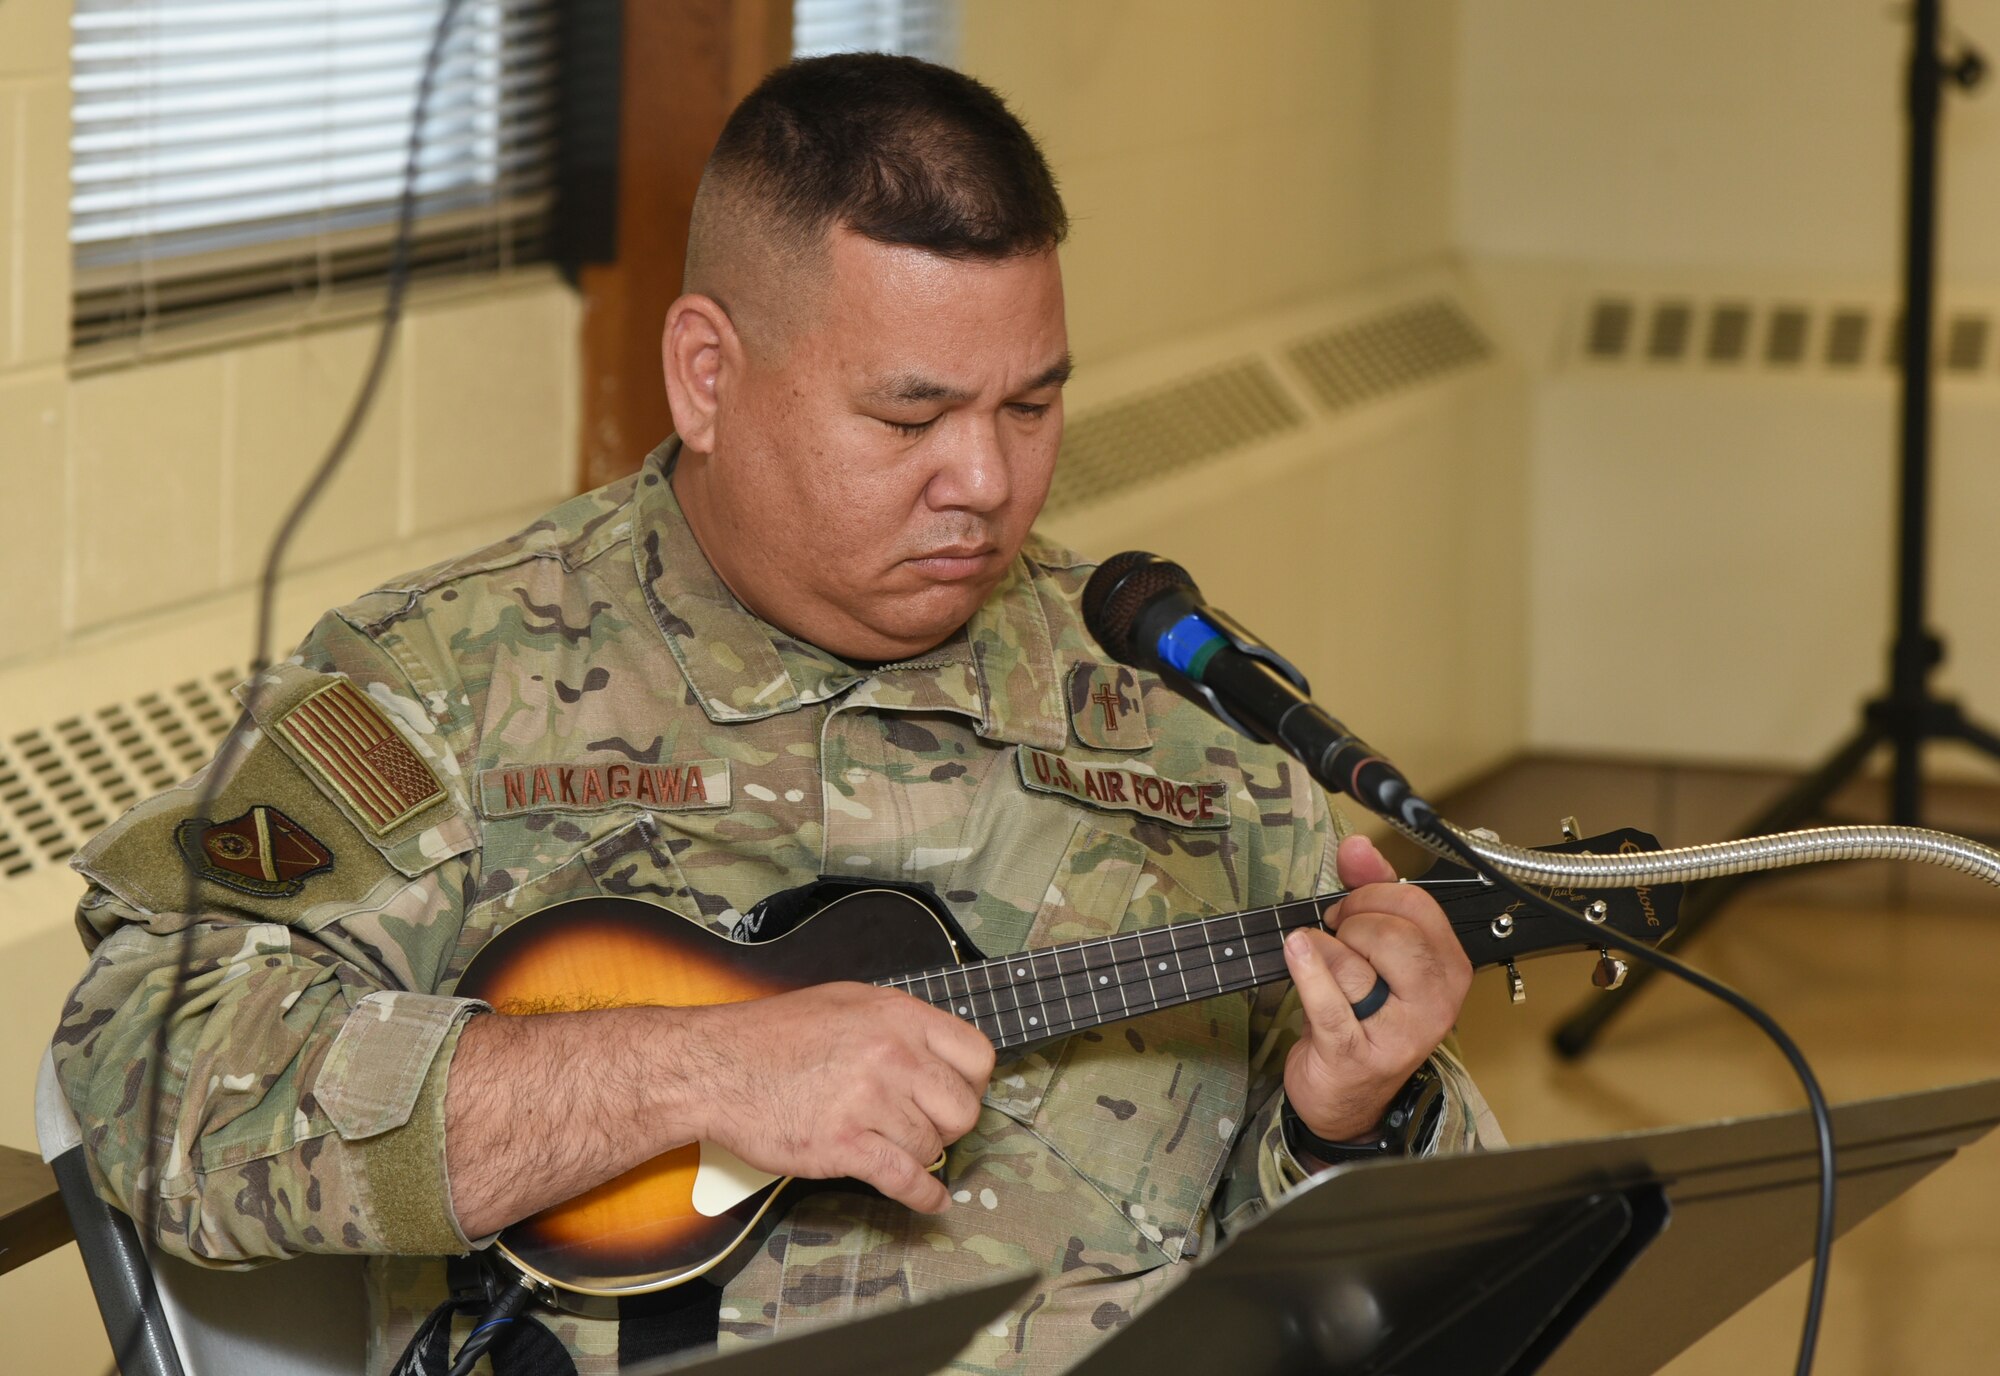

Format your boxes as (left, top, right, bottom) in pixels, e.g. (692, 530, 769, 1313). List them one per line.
(793, 0, 957, 65)
(70, 0, 560, 353)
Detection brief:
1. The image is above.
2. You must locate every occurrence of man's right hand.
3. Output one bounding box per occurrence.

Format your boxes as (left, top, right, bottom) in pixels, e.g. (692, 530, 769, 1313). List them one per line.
(696, 982, 996, 1213)
(444, 982, 996, 1236)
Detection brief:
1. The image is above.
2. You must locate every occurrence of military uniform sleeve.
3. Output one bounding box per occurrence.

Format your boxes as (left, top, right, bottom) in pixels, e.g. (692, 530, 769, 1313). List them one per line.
(1212, 779, 1506, 1239)
(49, 609, 487, 1267)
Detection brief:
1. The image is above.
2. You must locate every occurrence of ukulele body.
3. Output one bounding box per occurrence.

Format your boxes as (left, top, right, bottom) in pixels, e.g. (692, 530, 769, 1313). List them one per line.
(454, 888, 962, 1296)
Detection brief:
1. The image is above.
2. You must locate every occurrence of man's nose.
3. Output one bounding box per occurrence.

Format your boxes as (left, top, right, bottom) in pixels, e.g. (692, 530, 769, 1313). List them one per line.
(927, 417, 1011, 514)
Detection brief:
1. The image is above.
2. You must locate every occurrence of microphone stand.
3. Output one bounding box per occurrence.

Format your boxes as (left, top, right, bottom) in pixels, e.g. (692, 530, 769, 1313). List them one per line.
(1554, 0, 1995, 1058)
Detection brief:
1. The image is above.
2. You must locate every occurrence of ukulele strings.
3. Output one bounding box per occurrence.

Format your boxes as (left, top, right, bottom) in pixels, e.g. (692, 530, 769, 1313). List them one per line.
(874, 876, 1514, 1046)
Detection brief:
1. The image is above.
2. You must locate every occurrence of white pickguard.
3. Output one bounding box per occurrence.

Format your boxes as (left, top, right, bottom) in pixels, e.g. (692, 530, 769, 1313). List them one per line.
(690, 1143, 781, 1217)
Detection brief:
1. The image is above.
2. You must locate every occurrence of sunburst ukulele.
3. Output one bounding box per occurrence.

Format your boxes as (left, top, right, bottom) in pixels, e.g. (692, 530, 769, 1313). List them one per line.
(452, 827, 1677, 1297)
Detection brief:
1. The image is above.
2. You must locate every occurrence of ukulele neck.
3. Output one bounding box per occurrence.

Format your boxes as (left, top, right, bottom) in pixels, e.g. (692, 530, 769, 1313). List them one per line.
(876, 897, 1329, 1052)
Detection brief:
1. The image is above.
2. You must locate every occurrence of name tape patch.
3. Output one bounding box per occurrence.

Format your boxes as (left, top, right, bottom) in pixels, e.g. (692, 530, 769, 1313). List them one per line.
(1016, 746, 1228, 830)
(478, 758, 730, 817)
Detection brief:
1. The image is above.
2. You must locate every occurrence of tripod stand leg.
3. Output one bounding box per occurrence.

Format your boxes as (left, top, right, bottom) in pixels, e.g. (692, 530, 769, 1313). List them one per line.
(1949, 710, 2000, 763)
(1550, 720, 1884, 1060)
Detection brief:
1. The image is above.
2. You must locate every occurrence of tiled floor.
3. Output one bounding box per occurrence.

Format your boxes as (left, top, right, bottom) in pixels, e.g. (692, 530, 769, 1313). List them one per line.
(1425, 757, 2000, 1375)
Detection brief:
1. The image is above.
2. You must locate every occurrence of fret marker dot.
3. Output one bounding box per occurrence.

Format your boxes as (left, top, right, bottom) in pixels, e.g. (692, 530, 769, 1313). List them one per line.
(1099, 975, 1109, 985)
(958, 1006, 968, 1015)
(1029, 1016, 1039, 1026)
(1224, 947, 1234, 956)
(1157, 961, 1167, 972)
(1016, 967, 1026, 977)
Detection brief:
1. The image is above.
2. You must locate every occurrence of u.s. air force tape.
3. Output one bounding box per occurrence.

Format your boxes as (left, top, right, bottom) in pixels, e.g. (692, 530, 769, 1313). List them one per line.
(1016, 745, 1228, 829)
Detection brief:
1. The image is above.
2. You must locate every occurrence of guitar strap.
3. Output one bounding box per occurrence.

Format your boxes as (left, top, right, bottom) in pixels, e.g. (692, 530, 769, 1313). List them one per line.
(616, 1277, 726, 1366)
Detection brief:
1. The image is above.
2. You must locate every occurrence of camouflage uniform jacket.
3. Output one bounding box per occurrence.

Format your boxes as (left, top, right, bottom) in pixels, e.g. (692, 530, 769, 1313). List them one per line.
(52, 439, 1499, 1374)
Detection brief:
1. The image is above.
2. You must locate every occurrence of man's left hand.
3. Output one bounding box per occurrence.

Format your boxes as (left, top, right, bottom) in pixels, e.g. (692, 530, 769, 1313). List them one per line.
(1280, 833, 1473, 1143)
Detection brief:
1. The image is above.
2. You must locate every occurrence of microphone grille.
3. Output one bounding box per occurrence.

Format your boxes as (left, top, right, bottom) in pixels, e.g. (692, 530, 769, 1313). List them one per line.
(1082, 551, 1198, 664)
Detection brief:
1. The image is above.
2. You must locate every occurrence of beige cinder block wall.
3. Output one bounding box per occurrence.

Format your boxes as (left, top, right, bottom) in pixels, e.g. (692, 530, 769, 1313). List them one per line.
(0, 4, 578, 1370)
(961, 0, 1458, 362)
(965, 0, 1528, 798)
(0, 4, 580, 674)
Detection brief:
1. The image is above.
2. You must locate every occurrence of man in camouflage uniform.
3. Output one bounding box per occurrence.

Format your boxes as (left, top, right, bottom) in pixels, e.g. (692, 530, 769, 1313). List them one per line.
(52, 54, 1498, 1374)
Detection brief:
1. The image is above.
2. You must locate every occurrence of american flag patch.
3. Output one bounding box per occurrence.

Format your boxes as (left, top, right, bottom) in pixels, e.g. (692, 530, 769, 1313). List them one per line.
(275, 680, 446, 835)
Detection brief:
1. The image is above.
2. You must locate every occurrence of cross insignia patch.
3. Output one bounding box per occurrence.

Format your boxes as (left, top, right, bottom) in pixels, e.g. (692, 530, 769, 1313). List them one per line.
(1067, 662, 1151, 752)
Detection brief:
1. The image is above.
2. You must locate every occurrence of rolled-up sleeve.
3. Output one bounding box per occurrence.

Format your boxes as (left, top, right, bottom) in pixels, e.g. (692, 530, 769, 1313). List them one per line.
(49, 611, 486, 1267)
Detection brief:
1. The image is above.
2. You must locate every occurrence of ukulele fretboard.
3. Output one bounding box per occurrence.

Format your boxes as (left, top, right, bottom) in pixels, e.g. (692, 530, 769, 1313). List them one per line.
(877, 897, 1330, 1051)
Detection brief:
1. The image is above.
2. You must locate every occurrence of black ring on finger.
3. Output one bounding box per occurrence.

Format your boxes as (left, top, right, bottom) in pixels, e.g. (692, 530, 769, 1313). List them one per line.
(1349, 973, 1392, 1021)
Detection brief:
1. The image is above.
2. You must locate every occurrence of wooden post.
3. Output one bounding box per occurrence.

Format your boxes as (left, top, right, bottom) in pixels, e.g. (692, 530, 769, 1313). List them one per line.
(575, 0, 794, 491)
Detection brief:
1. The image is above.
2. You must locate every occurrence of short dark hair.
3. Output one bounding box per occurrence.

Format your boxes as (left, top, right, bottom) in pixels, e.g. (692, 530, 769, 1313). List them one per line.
(706, 53, 1067, 260)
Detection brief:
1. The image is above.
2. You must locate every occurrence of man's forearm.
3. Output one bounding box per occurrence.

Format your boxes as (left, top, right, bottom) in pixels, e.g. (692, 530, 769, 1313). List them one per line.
(444, 1005, 713, 1238)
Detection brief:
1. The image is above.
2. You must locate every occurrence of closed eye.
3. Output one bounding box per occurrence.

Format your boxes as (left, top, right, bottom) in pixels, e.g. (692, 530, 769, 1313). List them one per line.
(881, 415, 939, 436)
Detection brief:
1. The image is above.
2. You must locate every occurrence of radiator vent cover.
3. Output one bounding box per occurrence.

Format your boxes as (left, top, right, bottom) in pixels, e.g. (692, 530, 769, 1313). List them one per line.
(0, 669, 240, 878)
(1045, 296, 1493, 517)
(1287, 299, 1492, 412)
(1577, 294, 1998, 376)
(1044, 358, 1303, 515)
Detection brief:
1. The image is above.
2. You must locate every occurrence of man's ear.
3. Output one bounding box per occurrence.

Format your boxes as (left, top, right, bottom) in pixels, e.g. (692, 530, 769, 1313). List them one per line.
(662, 294, 736, 455)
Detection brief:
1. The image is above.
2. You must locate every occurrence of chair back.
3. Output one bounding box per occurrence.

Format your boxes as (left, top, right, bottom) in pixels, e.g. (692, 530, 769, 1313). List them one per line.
(35, 1048, 370, 1376)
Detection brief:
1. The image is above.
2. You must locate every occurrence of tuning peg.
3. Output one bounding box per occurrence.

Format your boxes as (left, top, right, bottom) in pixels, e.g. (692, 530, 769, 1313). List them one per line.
(1560, 816, 1581, 841)
(1504, 959, 1526, 1004)
(1592, 951, 1629, 990)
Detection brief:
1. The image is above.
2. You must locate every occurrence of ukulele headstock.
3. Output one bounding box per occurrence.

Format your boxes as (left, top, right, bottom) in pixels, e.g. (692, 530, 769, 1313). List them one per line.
(1418, 819, 1680, 1003)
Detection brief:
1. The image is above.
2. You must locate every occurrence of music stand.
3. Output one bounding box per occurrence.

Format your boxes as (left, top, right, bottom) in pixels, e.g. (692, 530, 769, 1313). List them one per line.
(1068, 1078, 2000, 1376)
(628, 1273, 1036, 1376)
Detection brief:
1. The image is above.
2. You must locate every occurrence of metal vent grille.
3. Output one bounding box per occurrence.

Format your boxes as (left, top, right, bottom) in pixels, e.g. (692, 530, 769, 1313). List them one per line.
(1646, 302, 1694, 360)
(1287, 300, 1492, 412)
(1946, 315, 1989, 372)
(0, 668, 241, 879)
(1826, 309, 1869, 367)
(1044, 359, 1303, 515)
(1587, 300, 1634, 359)
(1765, 306, 1809, 365)
(1579, 295, 1999, 376)
(1706, 303, 1753, 363)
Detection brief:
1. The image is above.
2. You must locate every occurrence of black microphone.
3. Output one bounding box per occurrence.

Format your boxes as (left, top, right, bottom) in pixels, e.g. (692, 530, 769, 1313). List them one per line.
(1082, 552, 1434, 832)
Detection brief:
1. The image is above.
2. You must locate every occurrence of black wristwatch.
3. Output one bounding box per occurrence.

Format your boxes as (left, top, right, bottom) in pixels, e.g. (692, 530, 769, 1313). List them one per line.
(1283, 1064, 1444, 1167)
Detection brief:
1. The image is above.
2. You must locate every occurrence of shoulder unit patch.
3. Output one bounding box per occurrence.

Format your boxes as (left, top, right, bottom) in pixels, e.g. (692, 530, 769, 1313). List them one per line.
(273, 679, 448, 836)
(175, 806, 333, 897)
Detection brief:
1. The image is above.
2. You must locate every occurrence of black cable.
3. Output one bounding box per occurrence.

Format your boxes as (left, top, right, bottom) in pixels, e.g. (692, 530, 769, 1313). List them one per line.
(113, 5, 472, 1372)
(446, 1270, 541, 1376)
(1421, 819, 1834, 1376)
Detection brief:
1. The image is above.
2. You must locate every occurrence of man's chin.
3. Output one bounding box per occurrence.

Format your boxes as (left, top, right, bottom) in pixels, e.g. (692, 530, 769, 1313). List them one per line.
(840, 582, 996, 662)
